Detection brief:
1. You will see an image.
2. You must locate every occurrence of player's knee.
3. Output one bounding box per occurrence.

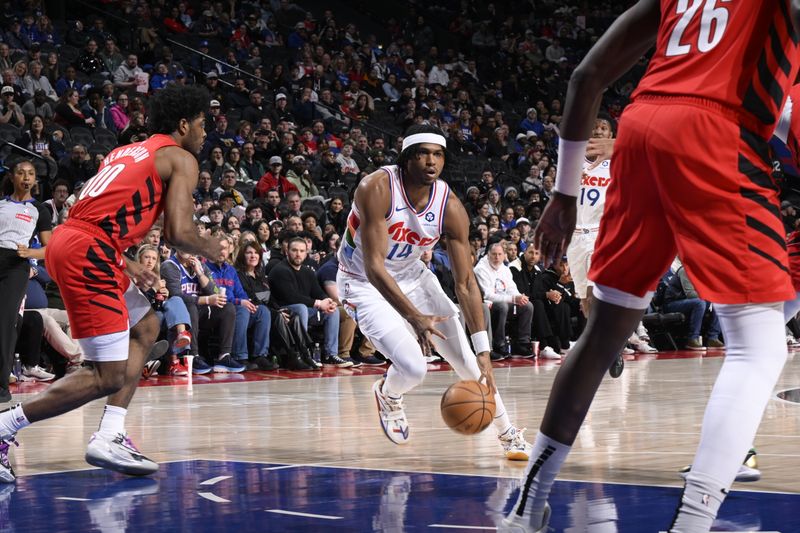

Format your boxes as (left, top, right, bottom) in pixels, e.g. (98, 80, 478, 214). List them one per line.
(131, 311, 159, 342)
(95, 368, 126, 396)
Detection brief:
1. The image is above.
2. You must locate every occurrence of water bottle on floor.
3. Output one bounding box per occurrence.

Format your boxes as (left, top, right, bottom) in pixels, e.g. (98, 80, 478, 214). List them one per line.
(505, 336, 512, 358)
(313, 343, 321, 365)
(13, 353, 21, 380)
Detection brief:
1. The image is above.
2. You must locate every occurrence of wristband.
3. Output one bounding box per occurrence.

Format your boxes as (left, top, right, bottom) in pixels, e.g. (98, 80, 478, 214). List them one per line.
(553, 139, 588, 198)
(470, 331, 491, 354)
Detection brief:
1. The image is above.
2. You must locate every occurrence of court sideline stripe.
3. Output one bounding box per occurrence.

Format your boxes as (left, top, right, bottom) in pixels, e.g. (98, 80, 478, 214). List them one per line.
(266, 509, 342, 519)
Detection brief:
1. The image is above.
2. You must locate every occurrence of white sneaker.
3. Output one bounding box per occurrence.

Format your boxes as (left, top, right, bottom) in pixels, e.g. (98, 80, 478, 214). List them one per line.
(498, 427, 530, 461)
(633, 341, 658, 353)
(85, 432, 158, 476)
(7, 375, 14, 385)
(372, 379, 409, 445)
(22, 365, 55, 382)
(500, 502, 551, 532)
(622, 346, 635, 355)
(537, 346, 561, 360)
(679, 464, 761, 483)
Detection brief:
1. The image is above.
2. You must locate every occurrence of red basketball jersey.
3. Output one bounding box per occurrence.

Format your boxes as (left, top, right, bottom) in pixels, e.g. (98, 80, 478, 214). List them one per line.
(68, 134, 177, 250)
(632, 0, 800, 136)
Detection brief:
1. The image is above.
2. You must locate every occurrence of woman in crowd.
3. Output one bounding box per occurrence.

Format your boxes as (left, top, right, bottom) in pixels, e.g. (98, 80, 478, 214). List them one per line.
(110, 92, 130, 132)
(0, 161, 52, 402)
(325, 195, 347, 236)
(54, 89, 94, 128)
(222, 146, 250, 182)
(17, 115, 61, 158)
(252, 219, 272, 265)
(136, 245, 193, 377)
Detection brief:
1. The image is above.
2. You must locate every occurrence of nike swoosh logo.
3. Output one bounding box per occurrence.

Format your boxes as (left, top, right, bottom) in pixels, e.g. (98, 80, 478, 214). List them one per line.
(395, 206, 409, 212)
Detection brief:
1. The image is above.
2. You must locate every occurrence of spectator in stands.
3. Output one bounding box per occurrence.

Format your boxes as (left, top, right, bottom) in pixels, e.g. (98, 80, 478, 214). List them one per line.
(233, 242, 278, 370)
(474, 241, 534, 358)
(663, 264, 725, 350)
(0, 85, 24, 126)
(0, 44, 11, 72)
(205, 115, 236, 157)
(100, 38, 123, 75)
(54, 89, 95, 128)
(58, 144, 95, 189)
(5, 19, 31, 53)
(42, 179, 70, 226)
(110, 92, 130, 131)
(55, 65, 82, 98)
(149, 63, 173, 92)
(17, 114, 61, 160)
(214, 169, 248, 207)
(22, 61, 57, 101)
(76, 39, 104, 75)
(81, 89, 116, 132)
(240, 142, 264, 182)
(135, 245, 192, 376)
(117, 110, 147, 145)
(21, 89, 54, 124)
(113, 53, 143, 91)
(222, 146, 251, 182)
(286, 155, 322, 200)
(161, 250, 241, 374)
(335, 141, 359, 176)
(268, 237, 340, 365)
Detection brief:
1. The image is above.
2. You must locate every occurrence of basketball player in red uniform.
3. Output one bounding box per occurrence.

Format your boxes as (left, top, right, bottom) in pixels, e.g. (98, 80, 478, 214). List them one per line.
(0, 85, 224, 481)
(502, 1, 800, 532)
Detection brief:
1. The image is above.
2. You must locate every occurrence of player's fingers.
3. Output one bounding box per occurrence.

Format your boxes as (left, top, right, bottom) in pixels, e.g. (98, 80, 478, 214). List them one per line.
(429, 325, 447, 340)
(586, 158, 601, 170)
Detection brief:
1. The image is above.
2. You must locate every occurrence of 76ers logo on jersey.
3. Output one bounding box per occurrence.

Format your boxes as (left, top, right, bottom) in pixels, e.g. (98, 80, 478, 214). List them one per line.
(425, 212, 435, 223)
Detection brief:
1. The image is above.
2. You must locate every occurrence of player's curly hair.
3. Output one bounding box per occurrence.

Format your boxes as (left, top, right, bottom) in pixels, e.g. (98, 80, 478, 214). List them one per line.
(396, 124, 453, 177)
(147, 85, 211, 135)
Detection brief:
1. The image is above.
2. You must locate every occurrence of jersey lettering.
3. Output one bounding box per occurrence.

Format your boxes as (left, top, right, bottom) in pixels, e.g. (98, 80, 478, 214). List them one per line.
(80, 164, 126, 199)
(387, 221, 437, 247)
(666, 0, 729, 57)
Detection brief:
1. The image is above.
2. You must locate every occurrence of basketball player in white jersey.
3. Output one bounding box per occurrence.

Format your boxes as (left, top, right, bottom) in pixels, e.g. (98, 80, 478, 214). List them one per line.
(566, 115, 656, 378)
(337, 125, 530, 459)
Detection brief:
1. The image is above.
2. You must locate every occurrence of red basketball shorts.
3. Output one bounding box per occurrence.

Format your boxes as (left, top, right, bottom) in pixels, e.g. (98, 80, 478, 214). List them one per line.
(787, 230, 800, 292)
(589, 99, 794, 305)
(46, 219, 131, 339)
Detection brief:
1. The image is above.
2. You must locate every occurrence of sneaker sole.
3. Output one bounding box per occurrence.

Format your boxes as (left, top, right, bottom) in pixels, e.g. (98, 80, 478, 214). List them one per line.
(147, 340, 170, 362)
(173, 337, 191, 351)
(212, 367, 245, 373)
(505, 450, 529, 461)
(192, 367, 212, 375)
(85, 452, 158, 476)
(0, 468, 15, 483)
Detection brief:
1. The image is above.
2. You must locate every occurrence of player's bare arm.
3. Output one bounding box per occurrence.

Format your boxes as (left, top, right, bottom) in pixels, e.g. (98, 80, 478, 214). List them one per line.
(158, 146, 223, 260)
(356, 169, 446, 352)
(536, 0, 660, 265)
(442, 191, 496, 393)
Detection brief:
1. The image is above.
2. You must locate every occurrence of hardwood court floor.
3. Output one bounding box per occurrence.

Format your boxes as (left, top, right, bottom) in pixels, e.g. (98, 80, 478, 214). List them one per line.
(9, 350, 800, 491)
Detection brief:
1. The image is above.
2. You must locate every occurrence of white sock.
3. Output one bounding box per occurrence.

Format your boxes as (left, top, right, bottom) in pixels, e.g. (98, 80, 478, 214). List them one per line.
(671, 302, 787, 530)
(0, 404, 30, 438)
(98, 405, 127, 438)
(670, 471, 727, 533)
(508, 431, 571, 526)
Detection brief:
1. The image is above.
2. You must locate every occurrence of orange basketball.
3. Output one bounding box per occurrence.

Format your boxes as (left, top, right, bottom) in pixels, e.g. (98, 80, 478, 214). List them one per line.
(440, 380, 496, 435)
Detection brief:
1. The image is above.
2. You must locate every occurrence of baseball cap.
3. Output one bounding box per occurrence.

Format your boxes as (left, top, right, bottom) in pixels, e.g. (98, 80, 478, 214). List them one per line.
(209, 99, 221, 108)
(175, 70, 185, 78)
(781, 200, 794, 209)
(275, 93, 287, 101)
(405, 58, 415, 65)
(269, 156, 282, 165)
(295, 22, 306, 30)
(292, 155, 306, 164)
(206, 71, 218, 79)
(516, 217, 530, 225)
(199, 40, 209, 47)
(102, 79, 113, 87)
(526, 130, 538, 138)
(73, 180, 86, 190)
(515, 133, 527, 141)
(1, 86, 13, 95)
(203, 10, 213, 17)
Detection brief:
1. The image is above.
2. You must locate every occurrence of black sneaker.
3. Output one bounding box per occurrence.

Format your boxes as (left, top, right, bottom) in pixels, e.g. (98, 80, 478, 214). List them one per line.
(609, 354, 624, 378)
(322, 354, 354, 368)
(286, 353, 314, 371)
(352, 354, 385, 366)
(147, 340, 169, 362)
(511, 343, 535, 359)
(490, 351, 508, 361)
(253, 356, 278, 371)
(0, 389, 9, 404)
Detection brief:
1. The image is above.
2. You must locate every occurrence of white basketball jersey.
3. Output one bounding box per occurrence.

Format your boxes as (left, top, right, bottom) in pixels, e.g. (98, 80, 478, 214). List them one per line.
(576, 157, 611, 229)
(338, 165, 450, 284)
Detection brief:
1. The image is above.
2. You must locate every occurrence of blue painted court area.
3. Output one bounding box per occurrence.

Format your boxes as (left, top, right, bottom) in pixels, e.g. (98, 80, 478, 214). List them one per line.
(1, 460, 797, 532)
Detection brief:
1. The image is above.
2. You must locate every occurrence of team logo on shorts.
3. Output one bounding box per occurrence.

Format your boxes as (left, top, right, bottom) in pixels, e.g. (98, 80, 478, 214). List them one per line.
(425, 212, 435, 222)
(344, 282, 350, 295)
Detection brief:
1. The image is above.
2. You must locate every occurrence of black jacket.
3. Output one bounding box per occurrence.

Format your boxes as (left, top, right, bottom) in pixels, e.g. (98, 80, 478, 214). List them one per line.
(267, 260, 327, 308)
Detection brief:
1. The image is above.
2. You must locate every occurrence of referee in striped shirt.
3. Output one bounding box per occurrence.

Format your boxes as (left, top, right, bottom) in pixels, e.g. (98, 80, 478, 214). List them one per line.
(0, 161, 52, 403)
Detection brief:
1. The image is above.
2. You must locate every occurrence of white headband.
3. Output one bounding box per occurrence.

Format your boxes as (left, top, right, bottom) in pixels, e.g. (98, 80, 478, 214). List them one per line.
(401, 133, 447, 151)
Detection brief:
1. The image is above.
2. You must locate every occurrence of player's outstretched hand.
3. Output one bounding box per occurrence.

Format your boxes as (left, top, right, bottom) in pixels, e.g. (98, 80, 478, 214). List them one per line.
(585, 138, 616, 169)
(534, 192, 577, 267)
(129, 262, 160, 291)
(409, 314, 447, 357)
(476, 352, 497, 395)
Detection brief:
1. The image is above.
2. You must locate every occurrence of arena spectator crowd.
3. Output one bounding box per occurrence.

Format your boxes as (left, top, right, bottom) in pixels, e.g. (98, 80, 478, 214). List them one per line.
(3, 0, 750, 384)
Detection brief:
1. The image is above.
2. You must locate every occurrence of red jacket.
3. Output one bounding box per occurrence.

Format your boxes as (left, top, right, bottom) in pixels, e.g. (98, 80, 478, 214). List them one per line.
(254, 171, 299, 198)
